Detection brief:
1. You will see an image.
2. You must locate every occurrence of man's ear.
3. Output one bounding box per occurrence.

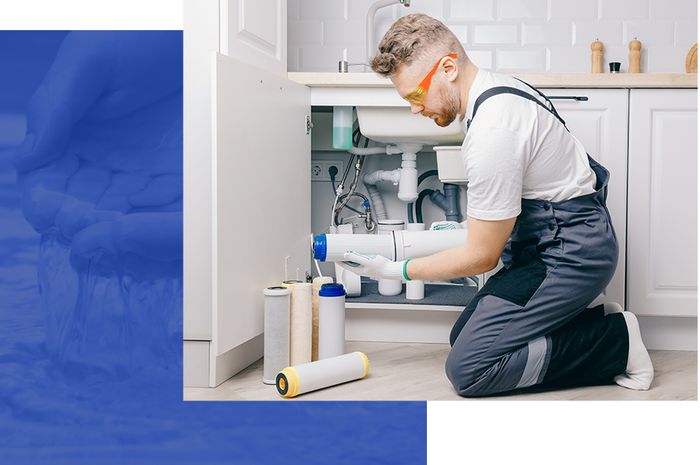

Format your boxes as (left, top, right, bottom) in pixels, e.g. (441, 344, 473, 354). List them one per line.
(442, 56, 459, 82)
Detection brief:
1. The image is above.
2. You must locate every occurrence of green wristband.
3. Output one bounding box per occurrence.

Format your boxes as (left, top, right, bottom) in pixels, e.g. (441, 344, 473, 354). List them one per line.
(403, 259, 412, 281)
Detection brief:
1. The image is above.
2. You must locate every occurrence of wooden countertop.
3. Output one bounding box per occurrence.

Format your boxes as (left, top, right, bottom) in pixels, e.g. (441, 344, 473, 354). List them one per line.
(289, 72, 697, 89)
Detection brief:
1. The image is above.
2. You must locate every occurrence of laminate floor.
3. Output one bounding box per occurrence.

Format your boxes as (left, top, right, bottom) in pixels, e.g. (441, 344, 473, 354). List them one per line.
(184, 342, 697, 401)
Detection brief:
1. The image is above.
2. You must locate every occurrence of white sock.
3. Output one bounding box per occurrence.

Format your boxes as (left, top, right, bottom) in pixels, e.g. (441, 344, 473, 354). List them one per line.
(603, 301, 623, 315)
(614, 312, 654, 391)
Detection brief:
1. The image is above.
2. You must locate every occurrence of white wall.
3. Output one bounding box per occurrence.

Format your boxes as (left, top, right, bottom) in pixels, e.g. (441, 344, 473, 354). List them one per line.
(288, 0, 698, 73)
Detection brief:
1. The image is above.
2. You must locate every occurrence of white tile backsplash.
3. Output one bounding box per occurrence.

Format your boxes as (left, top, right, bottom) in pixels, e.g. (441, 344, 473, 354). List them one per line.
(650, 0, 697, 20)
(647, 45, 689, 72)
(289, 0, 697, 73)
(448, 0, 495, 21)
(496, 49, 547, 71)
(447, 24, 469, 43)
(522, 21, 572, 46)
(288, 19, 324, 45)
(299, 0, 346, 20)
(473, 24, 519, 45)
(573, 21, 623, 47)
(623, 21, 674, 46)
(600, 0, 650, 20)
(465, 49, 494, 69)
(548, 0, 596, 20)
(674, 21, 698, 47)
(324, 19, 365, 46)
(496, 0, 547, 20)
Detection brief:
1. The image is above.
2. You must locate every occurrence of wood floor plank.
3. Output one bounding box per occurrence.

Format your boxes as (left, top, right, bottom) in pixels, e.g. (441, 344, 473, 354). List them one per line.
(184, 342, 697, 401)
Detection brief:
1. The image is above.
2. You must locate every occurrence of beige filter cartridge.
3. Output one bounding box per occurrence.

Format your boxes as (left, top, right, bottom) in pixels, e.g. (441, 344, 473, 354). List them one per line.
(289, 282, 313, 365)
(312, 277, 334, 361)
(263, 286, 291, 384)
(276, 351, 369, 398)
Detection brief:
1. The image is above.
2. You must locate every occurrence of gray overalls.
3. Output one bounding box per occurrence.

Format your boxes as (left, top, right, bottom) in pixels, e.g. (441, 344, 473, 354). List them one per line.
(446, 83, 629, 397)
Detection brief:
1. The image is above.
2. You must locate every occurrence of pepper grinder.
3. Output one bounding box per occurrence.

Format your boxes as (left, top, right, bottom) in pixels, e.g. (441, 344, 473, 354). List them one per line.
(591, 39, 604, 73)
(629, 37, 642, 73)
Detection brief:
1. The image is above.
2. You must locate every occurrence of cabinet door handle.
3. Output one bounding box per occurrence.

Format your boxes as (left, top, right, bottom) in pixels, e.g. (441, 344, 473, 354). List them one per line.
(546, 96, 589, 101)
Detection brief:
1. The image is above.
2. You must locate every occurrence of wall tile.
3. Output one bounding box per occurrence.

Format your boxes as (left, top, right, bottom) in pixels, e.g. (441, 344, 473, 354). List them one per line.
(448, 0, 494, 21)
(288, 19, 323, 45)
(496, 48, 547, 71)
(573, 20, 623, 47)
(547, 46, 591, 72)
(465, 49, 494, 69)
(650, 0, 697, 20)
(675, 21, 698, 47)
(447, 24, 469, 43)
(300, 45, 346, 71)
(600, 0, 649, 20)
(324, 19, 365, 46)
(522, 21, 571, 46)
(623, 21, 674, 46)
(290, 0, 697, 72)
(473, 24, 519, 45)
(549, 0, 596, 20)
(300, 0, 346, 20)
(396, 0, 445, 19)
(496, 0, 546, 20)
(646, 45, 689, 72)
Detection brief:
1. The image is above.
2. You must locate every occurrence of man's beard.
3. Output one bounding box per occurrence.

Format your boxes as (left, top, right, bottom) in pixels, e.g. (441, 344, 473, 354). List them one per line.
(434, 86, 460, 127)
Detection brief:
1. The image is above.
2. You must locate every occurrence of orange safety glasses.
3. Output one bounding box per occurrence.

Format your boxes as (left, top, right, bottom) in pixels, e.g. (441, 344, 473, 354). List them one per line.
(402, 53, 457, 105)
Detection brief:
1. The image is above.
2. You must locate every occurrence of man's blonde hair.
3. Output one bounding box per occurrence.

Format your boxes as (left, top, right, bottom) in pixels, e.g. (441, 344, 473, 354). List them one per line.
(370, 13, 466, 77)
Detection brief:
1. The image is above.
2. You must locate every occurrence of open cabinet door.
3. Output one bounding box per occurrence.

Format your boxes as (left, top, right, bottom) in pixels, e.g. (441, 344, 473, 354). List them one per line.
(210, 52, 310, 386)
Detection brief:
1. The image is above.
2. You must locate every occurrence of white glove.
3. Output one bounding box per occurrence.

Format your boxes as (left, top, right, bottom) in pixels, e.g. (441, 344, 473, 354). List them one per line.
(339, 252, 407, 281)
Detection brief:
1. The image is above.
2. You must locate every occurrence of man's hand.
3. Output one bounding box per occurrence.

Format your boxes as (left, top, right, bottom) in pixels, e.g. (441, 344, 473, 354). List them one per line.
(339, 252, 406, 281)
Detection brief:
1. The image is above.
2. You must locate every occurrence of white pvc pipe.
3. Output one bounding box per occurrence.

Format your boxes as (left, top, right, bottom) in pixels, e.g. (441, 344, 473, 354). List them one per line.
(349, 146, 387, 155)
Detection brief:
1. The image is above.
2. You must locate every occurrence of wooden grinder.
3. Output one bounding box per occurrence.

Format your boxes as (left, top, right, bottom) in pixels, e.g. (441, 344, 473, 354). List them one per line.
(591, 39, 604, 73)
(629, 38, 641, 73)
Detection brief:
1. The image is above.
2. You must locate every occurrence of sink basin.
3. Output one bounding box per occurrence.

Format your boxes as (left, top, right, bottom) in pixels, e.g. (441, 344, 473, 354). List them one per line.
(356, 106, 465, 146)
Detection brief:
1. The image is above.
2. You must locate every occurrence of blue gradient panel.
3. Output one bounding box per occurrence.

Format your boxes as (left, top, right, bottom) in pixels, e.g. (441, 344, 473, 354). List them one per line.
(0, 31, 426, 464)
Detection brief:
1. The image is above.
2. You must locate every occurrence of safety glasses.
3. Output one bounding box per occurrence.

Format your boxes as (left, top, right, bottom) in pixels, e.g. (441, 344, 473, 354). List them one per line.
(402, 53, 457, 105)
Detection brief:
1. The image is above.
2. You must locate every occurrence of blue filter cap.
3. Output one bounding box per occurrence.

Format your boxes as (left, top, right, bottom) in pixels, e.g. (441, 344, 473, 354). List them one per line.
(313, 234, 327, 261)
(319, 283, 346, 297)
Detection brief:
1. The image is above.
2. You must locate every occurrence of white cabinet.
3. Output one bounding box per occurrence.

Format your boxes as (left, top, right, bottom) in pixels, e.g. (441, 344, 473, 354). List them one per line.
(544, 89, 629, 308)
(628, 89, 698, 317)
(184, 0, 304, 387)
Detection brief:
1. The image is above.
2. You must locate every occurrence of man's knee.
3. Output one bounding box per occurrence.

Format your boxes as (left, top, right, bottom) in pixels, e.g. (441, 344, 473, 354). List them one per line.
(445, 344, 479, 394)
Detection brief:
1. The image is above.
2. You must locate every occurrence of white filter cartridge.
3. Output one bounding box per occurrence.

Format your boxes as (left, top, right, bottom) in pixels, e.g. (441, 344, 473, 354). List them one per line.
(289, 282, 313, 366)
(313, 228, 467, 263)
(263, 286, 291, 384)
(311, 276, 334, 361)
(318, 283, 346, 360)
(276, 351, 369, 398)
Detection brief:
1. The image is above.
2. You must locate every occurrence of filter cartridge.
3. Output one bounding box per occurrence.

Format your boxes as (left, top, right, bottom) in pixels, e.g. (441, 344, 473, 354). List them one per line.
(311, 276, 334, 361)
(263, 286, 291, 384)
(276, 351, 369, 398)
(289, 282, 313, 366)
(318, 283, 346, 360)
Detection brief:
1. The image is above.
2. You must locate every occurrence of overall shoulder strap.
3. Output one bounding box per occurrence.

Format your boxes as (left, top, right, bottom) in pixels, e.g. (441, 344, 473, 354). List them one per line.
(466, 84, 568, 131)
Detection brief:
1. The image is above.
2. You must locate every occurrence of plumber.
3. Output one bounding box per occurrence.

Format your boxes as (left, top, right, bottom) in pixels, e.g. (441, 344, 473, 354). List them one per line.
(341, 14, 653, 397)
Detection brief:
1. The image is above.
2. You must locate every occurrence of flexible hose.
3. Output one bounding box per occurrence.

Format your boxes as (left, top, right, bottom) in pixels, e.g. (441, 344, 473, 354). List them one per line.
(415, 188, 435, 224)
(365, 183, 387, 221)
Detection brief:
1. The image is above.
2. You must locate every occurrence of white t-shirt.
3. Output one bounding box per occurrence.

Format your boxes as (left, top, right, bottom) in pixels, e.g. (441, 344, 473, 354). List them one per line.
(461, 69, 596, 221)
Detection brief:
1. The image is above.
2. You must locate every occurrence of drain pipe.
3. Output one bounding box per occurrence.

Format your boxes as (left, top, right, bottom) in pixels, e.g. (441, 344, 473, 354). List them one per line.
(428, 184, 462, 222)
